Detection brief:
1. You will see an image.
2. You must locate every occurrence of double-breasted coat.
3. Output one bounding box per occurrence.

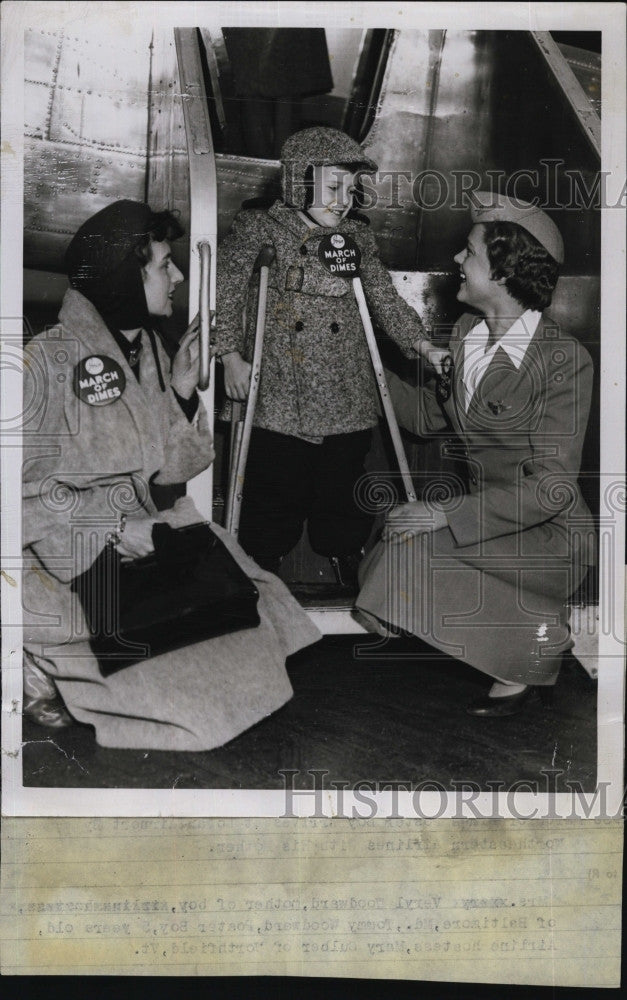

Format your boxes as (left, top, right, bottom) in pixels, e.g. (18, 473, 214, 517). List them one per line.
(356, 312, 595, 685)
(215, 201, 427, 440)
(22, 289, 320, 749)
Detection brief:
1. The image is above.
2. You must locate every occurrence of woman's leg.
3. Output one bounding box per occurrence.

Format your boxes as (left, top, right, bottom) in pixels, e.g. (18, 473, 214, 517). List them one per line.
(356, 523, 588, 708)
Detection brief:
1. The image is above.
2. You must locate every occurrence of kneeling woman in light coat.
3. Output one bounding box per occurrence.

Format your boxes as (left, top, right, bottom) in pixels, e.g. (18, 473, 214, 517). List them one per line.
(22, 200, 320, 750)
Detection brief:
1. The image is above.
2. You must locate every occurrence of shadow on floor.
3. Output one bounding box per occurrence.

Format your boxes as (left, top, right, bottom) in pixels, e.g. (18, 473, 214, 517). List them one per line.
(21, 636, 597, 791)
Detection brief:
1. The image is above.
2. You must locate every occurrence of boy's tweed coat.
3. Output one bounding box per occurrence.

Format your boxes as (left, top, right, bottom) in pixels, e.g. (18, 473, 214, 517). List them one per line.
(356, 312, 595, 686)
(215, 128, 427, 441)
(22, 289, 320, 749)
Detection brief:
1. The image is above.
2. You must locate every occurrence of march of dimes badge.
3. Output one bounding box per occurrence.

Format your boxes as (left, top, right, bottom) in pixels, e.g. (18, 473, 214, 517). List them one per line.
(318, 232, 362, 277)
(73, 355, 126, 406)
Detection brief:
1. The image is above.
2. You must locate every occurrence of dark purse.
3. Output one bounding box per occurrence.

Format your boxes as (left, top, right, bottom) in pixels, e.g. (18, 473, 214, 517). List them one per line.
(71, 522, 260, 676)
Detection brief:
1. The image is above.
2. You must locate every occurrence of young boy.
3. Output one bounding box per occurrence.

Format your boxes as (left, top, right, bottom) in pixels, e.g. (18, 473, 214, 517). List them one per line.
(215, 126, 436, 584)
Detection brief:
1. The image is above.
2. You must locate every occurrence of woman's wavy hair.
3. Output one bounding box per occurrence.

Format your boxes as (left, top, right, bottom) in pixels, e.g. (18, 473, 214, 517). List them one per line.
(133, 210, 185, 266)
(481, 222, 560, 311)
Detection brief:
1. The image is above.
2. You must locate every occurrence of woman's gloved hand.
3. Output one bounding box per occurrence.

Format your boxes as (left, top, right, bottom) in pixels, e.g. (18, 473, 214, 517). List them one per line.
(381, 501, 449, 542)
(115, 516, 157, 559)
(222, 350, 252, 401)
(417, 339, 452, 378)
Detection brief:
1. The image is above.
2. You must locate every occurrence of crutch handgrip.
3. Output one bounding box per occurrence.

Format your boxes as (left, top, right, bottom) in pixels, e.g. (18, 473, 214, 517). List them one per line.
(253, 245, 276, 271)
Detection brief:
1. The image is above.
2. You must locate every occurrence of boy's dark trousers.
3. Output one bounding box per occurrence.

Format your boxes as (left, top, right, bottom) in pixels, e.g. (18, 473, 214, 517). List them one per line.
(238, 427, 374, 574)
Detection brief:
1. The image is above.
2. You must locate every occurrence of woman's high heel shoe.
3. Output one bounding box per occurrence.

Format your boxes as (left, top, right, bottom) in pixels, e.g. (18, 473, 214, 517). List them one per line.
(23, 653, 73, 729)
(466, 685, 554, 717)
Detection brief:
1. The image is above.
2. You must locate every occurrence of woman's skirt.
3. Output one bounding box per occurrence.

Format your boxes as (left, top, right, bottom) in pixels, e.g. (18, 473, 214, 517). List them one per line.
(355, 521, 588, 686)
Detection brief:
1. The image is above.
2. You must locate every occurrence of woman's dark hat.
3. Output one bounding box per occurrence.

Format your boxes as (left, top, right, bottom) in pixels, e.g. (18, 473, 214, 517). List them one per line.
(65, 200, 154, 331)
(65, 200, 154, 285)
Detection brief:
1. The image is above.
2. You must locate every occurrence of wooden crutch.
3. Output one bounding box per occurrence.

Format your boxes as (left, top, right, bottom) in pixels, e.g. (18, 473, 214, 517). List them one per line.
(316, 227, 418, 503)
(225, 245, 276, 535)
(351, 276, 417, 502)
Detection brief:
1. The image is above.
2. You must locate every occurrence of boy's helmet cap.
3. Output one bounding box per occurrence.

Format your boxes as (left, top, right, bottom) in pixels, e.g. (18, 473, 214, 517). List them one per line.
(280, 126, 378, 173)
(280, 127, 378, 209)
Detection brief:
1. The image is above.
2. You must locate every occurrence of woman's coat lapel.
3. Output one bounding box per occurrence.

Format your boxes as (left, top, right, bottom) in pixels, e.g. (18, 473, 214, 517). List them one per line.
(443, 313, 547, 438)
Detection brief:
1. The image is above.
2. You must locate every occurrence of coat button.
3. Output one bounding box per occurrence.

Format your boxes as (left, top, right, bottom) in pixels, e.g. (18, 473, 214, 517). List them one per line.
(294, 321, 304, 331)
(299, 244, 308, 256)
(330, 322, 339, 333)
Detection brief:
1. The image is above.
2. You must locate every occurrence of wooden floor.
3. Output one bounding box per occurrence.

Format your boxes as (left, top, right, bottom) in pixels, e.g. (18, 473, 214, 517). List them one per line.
(22, 636, 597, 792)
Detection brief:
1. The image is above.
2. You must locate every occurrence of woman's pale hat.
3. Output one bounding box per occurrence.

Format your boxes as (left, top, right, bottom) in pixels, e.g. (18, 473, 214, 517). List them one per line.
(469, 190, 564, 264)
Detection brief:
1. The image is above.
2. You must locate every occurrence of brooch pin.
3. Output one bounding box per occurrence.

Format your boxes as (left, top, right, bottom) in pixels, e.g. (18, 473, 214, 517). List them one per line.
(436, 354, 454, 403)
(487, 400, 512, 415)
(128, 341, 143, 367)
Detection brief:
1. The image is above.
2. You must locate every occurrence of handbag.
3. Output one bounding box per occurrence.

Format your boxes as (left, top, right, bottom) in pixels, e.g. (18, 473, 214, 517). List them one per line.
(71, 522, 260, 676)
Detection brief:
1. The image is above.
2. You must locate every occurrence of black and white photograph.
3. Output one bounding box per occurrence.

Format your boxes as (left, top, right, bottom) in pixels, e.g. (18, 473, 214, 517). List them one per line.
(2, 3, 624, 817)
(1, 1, 625, 988)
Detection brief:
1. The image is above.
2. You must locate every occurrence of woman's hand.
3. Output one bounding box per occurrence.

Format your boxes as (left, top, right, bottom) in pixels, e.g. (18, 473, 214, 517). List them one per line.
(171, 313, 217, 399)
(114, 517, 156, 559)
(222, 350, 252, 401)
(417, 339, 452, 378)
(381, 501, 448, 542)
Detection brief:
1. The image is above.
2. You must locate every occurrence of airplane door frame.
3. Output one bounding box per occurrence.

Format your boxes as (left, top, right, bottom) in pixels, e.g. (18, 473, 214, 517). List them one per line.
(174, 27, 217, 522)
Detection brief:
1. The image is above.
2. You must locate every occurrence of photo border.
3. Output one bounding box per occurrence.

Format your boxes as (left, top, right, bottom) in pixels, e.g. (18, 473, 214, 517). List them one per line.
(1, 1, 624, 820)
